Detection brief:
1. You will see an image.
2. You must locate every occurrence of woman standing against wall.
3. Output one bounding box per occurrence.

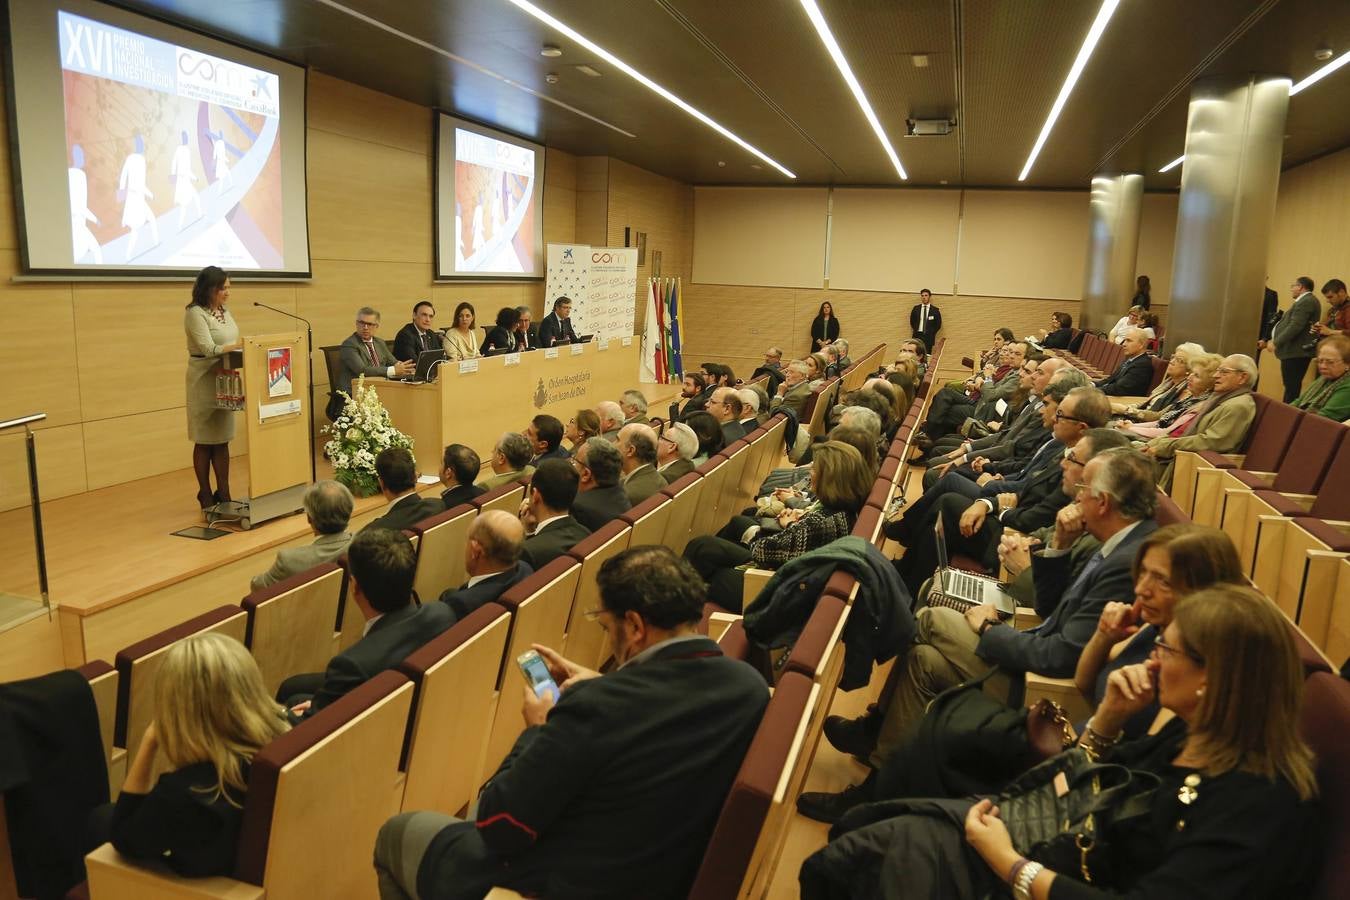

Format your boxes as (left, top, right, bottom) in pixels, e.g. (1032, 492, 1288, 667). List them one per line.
(184, 266, 241, 511)
(809, 301, 840, 355)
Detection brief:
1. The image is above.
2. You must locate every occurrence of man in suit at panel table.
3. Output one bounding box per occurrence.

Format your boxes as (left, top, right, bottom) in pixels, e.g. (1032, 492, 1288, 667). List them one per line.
(909, 288, 942, 352)
(514, 306, 540, 351)
(570, 437, 631, 532)
(392, 300, 446, 362)
(520, 459, 591, 569)
(332, 307, 414, 419)
(1094, 328, 1154, 396)
(617, 423, 664, 506)
(437, 510, 533, 621)
(770, 359, 813, 418)
(657, 421, 698, 485)
(361, 448, 444, 534)
(278, 528, 454, 719)
(709, 387, 748, 444)
(250, 480, 354, 591)
(479, 432, 536, 490)
(536, 295, 578, 347)
(438, 443, 487, 509)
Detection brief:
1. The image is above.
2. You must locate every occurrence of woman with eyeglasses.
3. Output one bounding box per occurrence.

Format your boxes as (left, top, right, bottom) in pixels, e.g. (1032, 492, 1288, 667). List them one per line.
(1116, 353, 1221, 440)
(1117, 342, 1204, 420)
(1291, 334, 1350, 420)
(802, 585, 1322, 898)
(444, 301, 480, 362)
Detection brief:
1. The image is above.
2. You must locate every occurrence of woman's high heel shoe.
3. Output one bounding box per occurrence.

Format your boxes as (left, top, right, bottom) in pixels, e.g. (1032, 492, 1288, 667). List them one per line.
(196, 489, 215, 510)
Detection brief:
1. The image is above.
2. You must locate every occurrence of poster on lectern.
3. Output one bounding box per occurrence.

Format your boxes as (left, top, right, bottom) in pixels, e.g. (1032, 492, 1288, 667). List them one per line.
(545, 243, 637, 341)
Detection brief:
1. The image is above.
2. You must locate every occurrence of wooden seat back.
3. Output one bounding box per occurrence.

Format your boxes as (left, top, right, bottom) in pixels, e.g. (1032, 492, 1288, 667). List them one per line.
(562, 522, 632, 671)
(660, 472, 706, 555)
(411, 504, 477, 605)
(620, 493, 673, 547)
(689, 456, 734, 540)
(475, 483, 526, 516)
(242, 564, 346, 696)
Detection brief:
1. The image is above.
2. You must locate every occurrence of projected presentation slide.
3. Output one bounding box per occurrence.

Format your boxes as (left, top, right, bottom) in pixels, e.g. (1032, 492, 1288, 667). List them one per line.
(58, 10, 282, 269)
(435, 114, 545, 279)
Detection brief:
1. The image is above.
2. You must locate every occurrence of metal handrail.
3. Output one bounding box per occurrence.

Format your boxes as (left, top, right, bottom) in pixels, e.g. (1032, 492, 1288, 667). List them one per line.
(0, 413, 46, 431)
(2, 412, 50, 612)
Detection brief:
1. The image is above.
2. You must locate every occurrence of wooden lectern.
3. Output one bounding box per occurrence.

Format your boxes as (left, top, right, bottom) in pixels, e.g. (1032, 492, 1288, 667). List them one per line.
(216, 332, 311, 529)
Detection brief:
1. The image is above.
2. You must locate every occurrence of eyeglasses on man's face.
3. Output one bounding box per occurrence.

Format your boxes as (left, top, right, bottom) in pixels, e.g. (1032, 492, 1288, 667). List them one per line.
(1054, 409, 1085, 424)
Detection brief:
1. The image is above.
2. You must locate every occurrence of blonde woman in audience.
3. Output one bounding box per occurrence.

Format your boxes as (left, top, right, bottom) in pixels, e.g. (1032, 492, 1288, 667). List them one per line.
(1117, 341, 1203, 420)
(563, 408, 601, 451)
(807, 352, 829, 388)
(444, 301, 480, 361)
(95, 633, 290, 877)
(1119, 353, 1221, 440)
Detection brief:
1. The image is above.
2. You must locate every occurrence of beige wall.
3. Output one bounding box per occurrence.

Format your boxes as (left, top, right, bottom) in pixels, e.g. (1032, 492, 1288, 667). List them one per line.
(1267, 145, 1350, 300)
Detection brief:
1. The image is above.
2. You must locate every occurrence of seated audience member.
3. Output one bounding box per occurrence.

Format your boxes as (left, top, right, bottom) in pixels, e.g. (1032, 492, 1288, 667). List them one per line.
(393, 300, 445, 362)
(923, 357, 1068, 470)
(1116, 353, 1220, 439)
(536, 295, 578, 347)
(1138, 310, 1160, 342)
(680, 371, 712, 413)
(94, 633, 289, 877)
(570, 437, 631, 531)
(919, 341, 1027, 442)
(864, 378, 906, 432)
(823, 344, 844, 378)
(520, 459, 591, 569)
(619, 389, 649, 425)
(758, 423, 879, 499)
(972, 328, 1014, 375)
(803, 585, 1322, 899)
(1039, 311, 1074, 349)
(709, 387, 748, 443)
(801, 523, 1242, 822)
(702, 362, 737, 389)
(657, 421, 699, 483)
(563, 408, 601, 451)
(1117, 342, 1204, 420)
(1095, 327, 1153, 396)
(1314, 277, 1350, 337)
(595, 400, 624, 441)
(899, 338, 928, 377)
(436, 510, 532, 620)
(1108, 304, 1143, 343)
(362, 448, 443, 533)
(832, 338, 853, 369)
(251, 480, 353, 590)
(617, 423, 664, 505)
(762, 346, 784, 372)
(444, 302, 480, 362)
(1144, 353, 1257, 490)
(683, 410, 726, 464)
(835, 448, 1159, 773)
(278, 529, 453, 717)
(1293, 334, 1350, 420)
(526, 414, 569, 465)
(771, 360, 813, 417)
(806, 352, 830, 387)
(438, 443, 486, 509)
(513, 305, 538, 351)
(735, 388, 761, 429)
(745, 382, 772, 424)
(375, 546, 769, 900)
(480, 307, 520, 356)
(684, 441, 870, 611)
(478, 432, 535, 489)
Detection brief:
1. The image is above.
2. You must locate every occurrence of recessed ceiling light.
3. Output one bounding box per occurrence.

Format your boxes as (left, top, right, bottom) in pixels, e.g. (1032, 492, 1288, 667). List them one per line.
(750, 163, 762, 170)
(1017, 0, 1121, 182)
(717, 161, 726, 167)
(312, 0, 635, 137)
(799, 0, 907, 180)
(574, 64, 602, 77)
(911, 54, 930, 68)
(540, 44, 562, 57)
(500, 0, 796, 178)
(1158, 154, 1185, 174)
(1292, 49, 1350, 95)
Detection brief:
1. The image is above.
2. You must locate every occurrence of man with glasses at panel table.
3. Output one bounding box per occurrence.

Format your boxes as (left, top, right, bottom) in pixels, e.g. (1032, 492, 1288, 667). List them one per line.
(332, 306, 414, 420)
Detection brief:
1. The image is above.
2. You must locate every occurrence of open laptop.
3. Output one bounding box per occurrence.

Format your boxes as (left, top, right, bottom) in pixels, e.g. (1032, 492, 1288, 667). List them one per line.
(931, 516, 1018, 618)
(395, 349, 448, 383)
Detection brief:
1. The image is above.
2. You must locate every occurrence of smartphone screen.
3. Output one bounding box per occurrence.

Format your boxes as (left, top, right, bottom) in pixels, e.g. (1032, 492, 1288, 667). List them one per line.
(518, 650, 560, 703)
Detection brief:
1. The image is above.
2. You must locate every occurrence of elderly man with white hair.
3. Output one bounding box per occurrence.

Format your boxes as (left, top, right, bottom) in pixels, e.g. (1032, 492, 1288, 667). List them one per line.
(735, 388, 760, 430)
(832, 338, 852, 369)
(1143, 353, 1258, 490)
(595, 400, 624, 442)
(617, 423, 664, 505)
(657, 421, 699, 484)
(1095, 327, 1153, 396)
(619, 389, 648, 426)
(771, 359, 813, 417)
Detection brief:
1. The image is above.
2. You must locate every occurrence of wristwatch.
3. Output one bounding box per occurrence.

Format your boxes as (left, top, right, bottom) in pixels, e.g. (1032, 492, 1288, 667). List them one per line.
(978, 617, 1002, 636)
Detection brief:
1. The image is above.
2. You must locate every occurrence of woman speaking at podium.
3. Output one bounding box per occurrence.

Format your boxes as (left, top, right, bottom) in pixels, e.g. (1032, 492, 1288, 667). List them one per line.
(184, 266, 242, 511)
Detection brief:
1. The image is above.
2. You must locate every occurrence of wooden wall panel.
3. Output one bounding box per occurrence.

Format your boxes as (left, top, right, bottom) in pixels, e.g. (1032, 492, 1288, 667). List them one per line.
(958, 190, 1089, 300)
(1267, 146, 1350, 297)
(306, 72, 431, 155)
(828, 188, 961, 293)
(0, 424, 88, 509)
(692, 187, 826, 289)
(606, 159, 693, 334)
(83, 408, 207, 490)
(0, 256, 80, 428)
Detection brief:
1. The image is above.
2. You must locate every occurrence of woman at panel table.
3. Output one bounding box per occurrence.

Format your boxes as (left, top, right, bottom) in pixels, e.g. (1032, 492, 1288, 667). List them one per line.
(184, 266, 242, 511)
(92, 633, 290, 877)
(480, 307, 520, 357)
(444, 301, 480, 362)
(809, 300, 840, 355)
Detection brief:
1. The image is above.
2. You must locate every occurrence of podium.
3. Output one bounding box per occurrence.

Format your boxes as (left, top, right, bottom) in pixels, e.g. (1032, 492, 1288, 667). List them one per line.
(215, 332, 311, 529)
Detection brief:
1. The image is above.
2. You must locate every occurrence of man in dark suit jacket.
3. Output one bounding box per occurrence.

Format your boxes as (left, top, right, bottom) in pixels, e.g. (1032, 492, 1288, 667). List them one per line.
(617, 423, 665, 505)
(332, 308, 415, 419)
(362, 447, 443, 533)
(277, 529, 454, 718)
(1095, 329, 1153, 396)
(909, 288, 942, 351)
(570, 437, 631, 531)
(536, 296, 579, 347)
(438, 443, 487, 509)
(657, 421, 698, 484)
(392, 301, 446, 362)
(526, 414, 569, 466)
(825, 449, 1159, 778)
(437, 510, 533, 620)
(1258, 281, 1280, 353)
(374, 546, 770, 899)
(514, 306, 540, 351)
(521, 459, 591, 569)
(710, 387, 748, 444)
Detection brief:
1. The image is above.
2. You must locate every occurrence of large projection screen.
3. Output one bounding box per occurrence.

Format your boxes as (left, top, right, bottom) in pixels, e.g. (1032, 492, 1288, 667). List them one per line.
(6, 0, 310, 276)
(435, 113, 545, 280)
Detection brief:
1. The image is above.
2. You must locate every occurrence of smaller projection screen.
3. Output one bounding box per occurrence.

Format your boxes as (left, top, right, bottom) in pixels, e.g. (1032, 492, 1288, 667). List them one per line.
(435, 113, 545, 280)
(6, 0, 310, 275)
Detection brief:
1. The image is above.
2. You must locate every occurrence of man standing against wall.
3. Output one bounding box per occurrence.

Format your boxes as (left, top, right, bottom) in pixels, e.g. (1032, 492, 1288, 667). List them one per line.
(1270, 276, 1322, 403)
(909, 289, 942, 351)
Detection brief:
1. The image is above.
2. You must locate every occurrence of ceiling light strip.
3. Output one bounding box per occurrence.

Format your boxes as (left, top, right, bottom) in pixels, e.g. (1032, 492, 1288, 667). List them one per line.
(1017, 0, 1122, 182)
(313, 0, 636, 138)
(1291, 49, 1350, 95)
(1158, 154, 1185, 174)
(798, 0, 907, 180)
(500, 0, 795, 178)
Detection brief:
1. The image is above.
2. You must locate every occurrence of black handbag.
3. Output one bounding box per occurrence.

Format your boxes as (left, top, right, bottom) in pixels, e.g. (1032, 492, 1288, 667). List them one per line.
(996, 747, 1159, 886)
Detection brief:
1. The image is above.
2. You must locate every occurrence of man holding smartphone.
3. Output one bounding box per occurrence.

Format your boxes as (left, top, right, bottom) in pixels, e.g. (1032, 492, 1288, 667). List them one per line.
(374, 546, 769, 900)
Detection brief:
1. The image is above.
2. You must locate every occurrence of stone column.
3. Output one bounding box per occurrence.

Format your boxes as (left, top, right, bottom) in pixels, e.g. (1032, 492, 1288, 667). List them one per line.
(1082, 173, 1144, 331)
(1168, 74, 1290, 355)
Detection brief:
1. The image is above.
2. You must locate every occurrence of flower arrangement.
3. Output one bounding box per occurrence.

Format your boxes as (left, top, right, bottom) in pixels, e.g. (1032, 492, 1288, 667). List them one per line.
(322, 376, 413, 497)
